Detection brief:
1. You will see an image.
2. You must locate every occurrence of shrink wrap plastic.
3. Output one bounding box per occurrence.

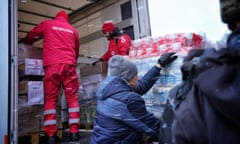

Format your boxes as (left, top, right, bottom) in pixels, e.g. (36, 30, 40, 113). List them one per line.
(128, 32, 205, 118)
(18, 44, 46, 136)
(129, 32, 204, 59)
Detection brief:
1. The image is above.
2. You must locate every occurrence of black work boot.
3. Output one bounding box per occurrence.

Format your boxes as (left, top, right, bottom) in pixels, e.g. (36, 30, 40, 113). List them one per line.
(62, 121, 69, 130)
(69, 132, 80, 142)
(47, 134, 60, 144)
(48, 136, 56, 144)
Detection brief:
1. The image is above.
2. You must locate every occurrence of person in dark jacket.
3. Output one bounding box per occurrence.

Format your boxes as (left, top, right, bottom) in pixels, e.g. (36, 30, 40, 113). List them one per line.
(170, 1, 240, 143)
(90, 53, 177, 144)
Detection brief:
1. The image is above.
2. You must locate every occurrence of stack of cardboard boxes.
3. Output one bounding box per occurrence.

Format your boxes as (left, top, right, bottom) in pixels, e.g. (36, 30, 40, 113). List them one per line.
(18, 44, 46, 138)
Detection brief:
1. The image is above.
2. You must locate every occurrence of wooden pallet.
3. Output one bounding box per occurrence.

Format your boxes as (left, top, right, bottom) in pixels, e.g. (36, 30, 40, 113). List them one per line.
(18, 128, 92, 144)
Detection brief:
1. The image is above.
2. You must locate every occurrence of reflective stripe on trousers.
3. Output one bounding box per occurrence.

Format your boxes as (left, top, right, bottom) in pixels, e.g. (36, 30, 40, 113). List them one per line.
(69, 107, 80, 124)
(43, 64, 80, 136)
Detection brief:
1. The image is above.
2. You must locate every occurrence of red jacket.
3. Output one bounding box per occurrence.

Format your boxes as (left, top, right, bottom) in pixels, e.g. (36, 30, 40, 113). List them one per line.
(24, 16, 80, 66)
(100, 34, 131, 61)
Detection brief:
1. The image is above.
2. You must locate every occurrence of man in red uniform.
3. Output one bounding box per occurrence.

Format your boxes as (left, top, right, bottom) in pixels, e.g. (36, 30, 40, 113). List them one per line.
(24, 11, 80, 143)
(100, 20, 132, 61)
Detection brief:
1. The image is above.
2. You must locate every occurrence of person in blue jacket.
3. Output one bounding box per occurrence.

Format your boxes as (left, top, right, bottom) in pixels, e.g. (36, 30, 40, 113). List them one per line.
(90, 53, 177, 144)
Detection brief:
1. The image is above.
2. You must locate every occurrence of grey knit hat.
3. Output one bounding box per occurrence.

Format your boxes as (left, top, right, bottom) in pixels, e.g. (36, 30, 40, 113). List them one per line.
(108, 55, 137, 81)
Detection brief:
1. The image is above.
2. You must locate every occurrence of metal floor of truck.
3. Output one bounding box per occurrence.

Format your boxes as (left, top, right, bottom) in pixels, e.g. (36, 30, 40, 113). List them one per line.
(59, 130, 92, 144)
(18, 129, 92, 144)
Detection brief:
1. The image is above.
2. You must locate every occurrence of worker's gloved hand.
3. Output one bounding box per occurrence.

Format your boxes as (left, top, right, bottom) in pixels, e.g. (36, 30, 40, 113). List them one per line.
(92, 61, 98, 66)
(158, 52, 177, 67)
(92, 58, 104, 66)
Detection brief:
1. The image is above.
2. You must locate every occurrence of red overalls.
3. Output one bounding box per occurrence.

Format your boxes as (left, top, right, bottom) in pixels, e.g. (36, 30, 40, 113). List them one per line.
(24, 16, 80, 136)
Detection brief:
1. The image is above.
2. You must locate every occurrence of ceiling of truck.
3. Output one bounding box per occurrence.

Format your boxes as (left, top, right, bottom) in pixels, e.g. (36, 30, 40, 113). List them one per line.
(18, 0, 99, 43)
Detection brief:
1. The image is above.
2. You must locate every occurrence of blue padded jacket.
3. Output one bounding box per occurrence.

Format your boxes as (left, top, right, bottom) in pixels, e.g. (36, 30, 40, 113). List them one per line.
(90, 66, 162, 144)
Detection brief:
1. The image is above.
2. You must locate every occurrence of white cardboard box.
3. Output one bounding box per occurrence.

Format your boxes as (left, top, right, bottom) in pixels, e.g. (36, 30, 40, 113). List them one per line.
(25, 58, 44, 76)
(28, 81, 44, 105)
